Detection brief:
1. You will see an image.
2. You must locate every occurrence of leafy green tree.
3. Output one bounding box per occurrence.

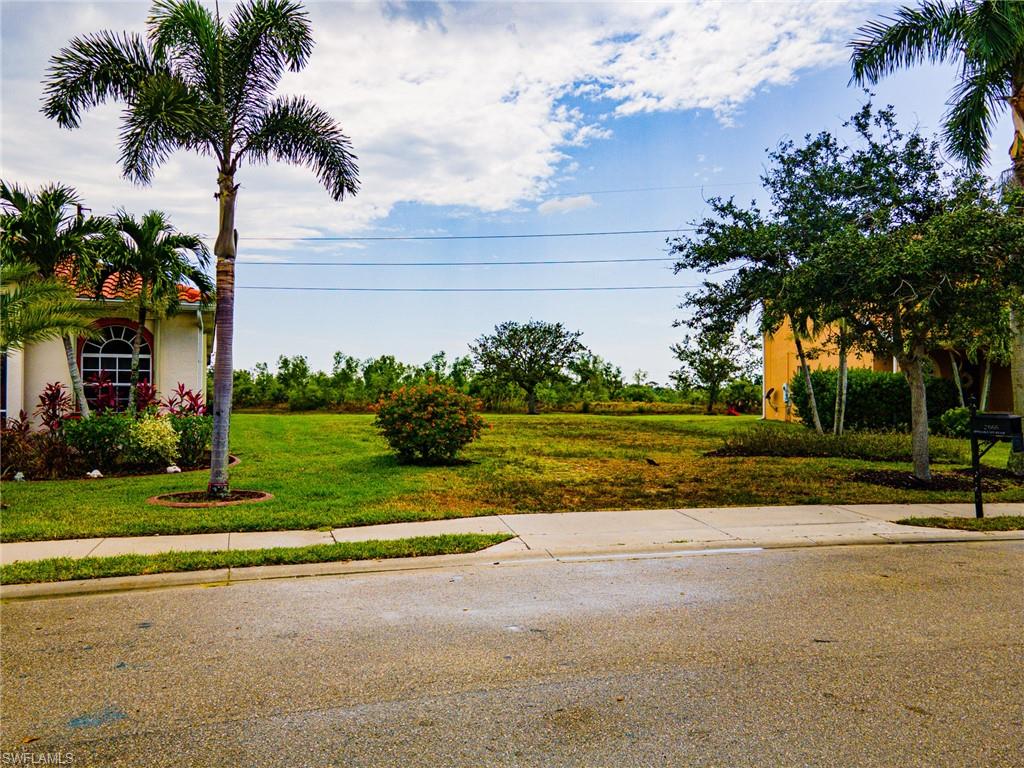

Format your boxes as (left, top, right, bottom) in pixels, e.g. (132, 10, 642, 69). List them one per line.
(43, 0, 359, 496)
(470, 320, 585, 414)
(0, 261, 96, 354)
(806, 179, 1024, 480)
(0, 181, 109, 416)
(850, 0, 1024, 467)
(670, 130, 851, 432)
(671, 326, 757, 414)
(103, 209, 212, 411)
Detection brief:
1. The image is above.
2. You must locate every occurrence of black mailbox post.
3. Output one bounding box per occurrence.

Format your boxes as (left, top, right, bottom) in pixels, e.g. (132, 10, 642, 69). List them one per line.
(969, 404, 1023, 518)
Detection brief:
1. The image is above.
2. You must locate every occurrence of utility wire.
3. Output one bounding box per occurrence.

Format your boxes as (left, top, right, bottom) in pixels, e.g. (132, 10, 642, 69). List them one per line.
(236, 256, 680, 266)
(238, 284, 697, 293)
(541, 181, 755, 198)
(238, 227, 692, 242)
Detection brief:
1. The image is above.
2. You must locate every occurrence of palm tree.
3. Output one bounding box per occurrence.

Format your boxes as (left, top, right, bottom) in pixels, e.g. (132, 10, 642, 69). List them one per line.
(850, 0, 1024, 472)
(103, 209, 213, 412)
(42, 0, 359, 496)
(0, 260, 97, 354)
(0, 181, 109, 416)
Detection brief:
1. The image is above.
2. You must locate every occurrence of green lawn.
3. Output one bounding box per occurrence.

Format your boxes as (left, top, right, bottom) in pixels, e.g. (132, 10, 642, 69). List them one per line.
(897, 516, 1024, 532)
(2, 413, 1021, 542)
(0, 533, 512, 585)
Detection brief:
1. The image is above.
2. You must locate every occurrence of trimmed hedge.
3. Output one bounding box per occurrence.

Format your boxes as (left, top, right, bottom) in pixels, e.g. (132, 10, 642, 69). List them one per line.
(790, 368, 958, 432)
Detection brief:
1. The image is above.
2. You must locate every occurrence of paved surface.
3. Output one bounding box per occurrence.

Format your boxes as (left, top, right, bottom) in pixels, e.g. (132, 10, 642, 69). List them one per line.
(1, 541, 1022, 766)
(3, 502, 1022, 567)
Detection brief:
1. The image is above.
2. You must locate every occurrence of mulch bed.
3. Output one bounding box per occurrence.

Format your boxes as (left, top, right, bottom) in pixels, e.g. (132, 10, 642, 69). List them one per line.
(147, 489, 273, 508)
(850, 467, 1021, 492)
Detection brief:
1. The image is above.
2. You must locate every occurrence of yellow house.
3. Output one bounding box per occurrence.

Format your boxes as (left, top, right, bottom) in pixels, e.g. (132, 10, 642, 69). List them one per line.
(2, 278, 214, 422)
(762, 319, 1013, 421)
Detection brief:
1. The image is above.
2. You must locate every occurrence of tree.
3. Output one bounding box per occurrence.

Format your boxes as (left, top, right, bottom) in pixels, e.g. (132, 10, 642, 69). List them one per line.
(103, 209, 212, 412)
(0, 260, 97, 354)
(470, 321, 584, 414)
(850, 0, 1024, 468)
(806, 179, 1024, 480)
(43, 0, 359, 496)
(671, 325, 756, 414)
(0, 181, 109, 416)
(670, 130, 852, 433)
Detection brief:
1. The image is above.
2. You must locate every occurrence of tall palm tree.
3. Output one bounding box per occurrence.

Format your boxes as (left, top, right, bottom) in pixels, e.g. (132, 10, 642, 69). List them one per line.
(42, 0, 359, 495)
(0, 260, 97, 355)
(0, 181, 109, 416)
(850, 0, 1024, 471)
(103, 209, 213, 412)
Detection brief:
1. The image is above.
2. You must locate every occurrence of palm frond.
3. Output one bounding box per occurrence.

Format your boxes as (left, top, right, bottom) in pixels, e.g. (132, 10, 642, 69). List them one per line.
(225, 0, 314, 126)
(945, 66, 1007, 169)
(850, 1, 968, 84)
(42, 31, 160, 129)
(242, 95, 359, 200)
(0, 262, 96, 353)
(148, 0, 225, 101)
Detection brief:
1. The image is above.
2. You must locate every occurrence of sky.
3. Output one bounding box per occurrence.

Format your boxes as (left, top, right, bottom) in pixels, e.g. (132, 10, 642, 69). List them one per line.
(1, 1, 1013, 383)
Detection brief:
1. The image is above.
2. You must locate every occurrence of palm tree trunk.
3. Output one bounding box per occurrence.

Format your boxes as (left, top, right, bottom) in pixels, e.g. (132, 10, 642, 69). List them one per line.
(208, 173, 238, 497)
(948, 350, 965, 408)
(1008, 89, 1024, 475)
(792, 328, 823, 434)
(62, 335, 90, 419)
(127, 295, 147, 414)
(900, 350, 931, 482)
(834, 332, 848, 436)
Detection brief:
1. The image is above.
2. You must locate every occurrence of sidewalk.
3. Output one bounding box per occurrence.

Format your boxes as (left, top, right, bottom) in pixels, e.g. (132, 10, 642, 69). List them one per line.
(3, 501, 1022, 566)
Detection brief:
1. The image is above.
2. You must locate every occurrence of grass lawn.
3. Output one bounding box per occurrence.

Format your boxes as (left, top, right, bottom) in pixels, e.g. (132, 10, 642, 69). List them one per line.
(2, 413, 1021, 542)
(0, 533, 511, 585)
(896, 516, 1024, 531)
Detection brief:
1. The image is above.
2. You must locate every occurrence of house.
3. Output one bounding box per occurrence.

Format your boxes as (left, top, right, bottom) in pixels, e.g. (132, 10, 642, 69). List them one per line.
(762, 319, 1013, 422)
(1, 275, 214, 421)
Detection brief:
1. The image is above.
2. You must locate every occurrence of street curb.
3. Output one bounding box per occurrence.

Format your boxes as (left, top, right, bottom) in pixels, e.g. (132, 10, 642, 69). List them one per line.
(2, 532, 1021, 601)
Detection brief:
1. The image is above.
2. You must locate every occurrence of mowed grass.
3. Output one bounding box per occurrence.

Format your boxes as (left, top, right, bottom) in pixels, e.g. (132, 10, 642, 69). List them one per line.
(2, 413, 1021, 542)
(0, 533, 512, 585)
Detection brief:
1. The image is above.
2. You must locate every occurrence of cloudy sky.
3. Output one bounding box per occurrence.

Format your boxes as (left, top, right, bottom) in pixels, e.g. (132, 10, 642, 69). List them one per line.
(1, 1, 1004, 381)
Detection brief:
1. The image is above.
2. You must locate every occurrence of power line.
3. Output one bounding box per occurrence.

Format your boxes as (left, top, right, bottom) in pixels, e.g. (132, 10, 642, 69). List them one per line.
(238, 284, 697, 293)
(238, 227, 692, 242)
(542, 181, 756, 198)
(236, 256, 680, 266)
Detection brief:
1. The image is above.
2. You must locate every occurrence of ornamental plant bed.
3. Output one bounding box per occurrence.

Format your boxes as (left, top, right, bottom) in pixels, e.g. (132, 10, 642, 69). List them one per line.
(148, 489, 273, 507)
(850, 467, 1020, 492)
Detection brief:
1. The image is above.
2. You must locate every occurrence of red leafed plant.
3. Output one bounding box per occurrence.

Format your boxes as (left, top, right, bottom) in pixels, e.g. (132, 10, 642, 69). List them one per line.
(34, 382, 73, 431)
(135, 380, 159, 411)
(163, 383, 208, 416)
(86, 372, 120, 413)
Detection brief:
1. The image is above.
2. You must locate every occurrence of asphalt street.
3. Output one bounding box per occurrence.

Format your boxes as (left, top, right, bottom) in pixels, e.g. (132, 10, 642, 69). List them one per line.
(2, 541, 1022, 767)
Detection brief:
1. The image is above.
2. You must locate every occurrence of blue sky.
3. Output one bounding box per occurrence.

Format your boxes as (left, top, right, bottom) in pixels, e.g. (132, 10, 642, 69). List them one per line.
(1, 2, 1011, 382)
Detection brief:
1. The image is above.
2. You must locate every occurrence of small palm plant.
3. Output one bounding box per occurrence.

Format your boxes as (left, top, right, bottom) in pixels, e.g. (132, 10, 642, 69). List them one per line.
(102, 209, 213, 412)
(43, 0, 360, 495)
(0, 260, 97, 355)
(0, 181, 109, 416)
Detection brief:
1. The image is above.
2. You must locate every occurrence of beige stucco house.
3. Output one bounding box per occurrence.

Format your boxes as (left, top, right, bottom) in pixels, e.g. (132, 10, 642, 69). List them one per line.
(2, 279, 214, 421)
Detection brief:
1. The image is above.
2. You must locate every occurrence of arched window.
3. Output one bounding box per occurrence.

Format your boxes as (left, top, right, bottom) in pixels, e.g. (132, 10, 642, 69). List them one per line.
(81, 325, 152, 409)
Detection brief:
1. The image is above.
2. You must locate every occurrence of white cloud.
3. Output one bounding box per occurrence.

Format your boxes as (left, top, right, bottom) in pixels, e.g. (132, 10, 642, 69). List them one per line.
(1, 1, 868, 238)
(537, 194, 597, 216)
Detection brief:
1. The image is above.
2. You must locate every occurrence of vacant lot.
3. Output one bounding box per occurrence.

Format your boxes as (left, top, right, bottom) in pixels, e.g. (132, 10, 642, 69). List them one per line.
(2, 413, 1020, 542)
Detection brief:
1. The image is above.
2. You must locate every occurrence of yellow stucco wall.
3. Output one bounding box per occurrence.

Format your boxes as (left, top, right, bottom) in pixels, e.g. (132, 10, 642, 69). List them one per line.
(762, 321, 875, 422)
(5, 301, 212, 421)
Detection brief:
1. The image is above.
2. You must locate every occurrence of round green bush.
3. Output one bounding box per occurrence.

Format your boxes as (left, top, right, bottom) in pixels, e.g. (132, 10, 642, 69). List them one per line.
(939, 406, 971, 438)
(374, 384, 486, 463)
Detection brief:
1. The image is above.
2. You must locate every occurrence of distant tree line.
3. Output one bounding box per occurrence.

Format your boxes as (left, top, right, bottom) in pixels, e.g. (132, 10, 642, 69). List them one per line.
(230, 321, 762, 415)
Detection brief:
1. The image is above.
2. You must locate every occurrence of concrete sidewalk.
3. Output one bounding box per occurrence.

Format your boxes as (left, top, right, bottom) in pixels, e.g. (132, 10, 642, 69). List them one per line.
(2, 502, 1021, 566)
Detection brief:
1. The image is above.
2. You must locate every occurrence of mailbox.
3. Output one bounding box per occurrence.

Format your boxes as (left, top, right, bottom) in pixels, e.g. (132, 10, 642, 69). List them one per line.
(970, 412, 1024, 452)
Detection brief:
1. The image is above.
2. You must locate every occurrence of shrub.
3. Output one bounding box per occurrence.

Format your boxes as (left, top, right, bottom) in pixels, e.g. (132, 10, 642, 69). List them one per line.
(170, 414, 213, 468)
(1, 411, 36, 478)
(789, 368, 959, 432)
(125, 415, 179, 468)
(723, 379, 761, 414)
(374, 384, 486, 463)
(716, 423, 966, 463)
(164, 383, 207, 416)
(938, 407, 971, 438)
(287, 383, 329, 412)
(63, 411, 133, 472)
